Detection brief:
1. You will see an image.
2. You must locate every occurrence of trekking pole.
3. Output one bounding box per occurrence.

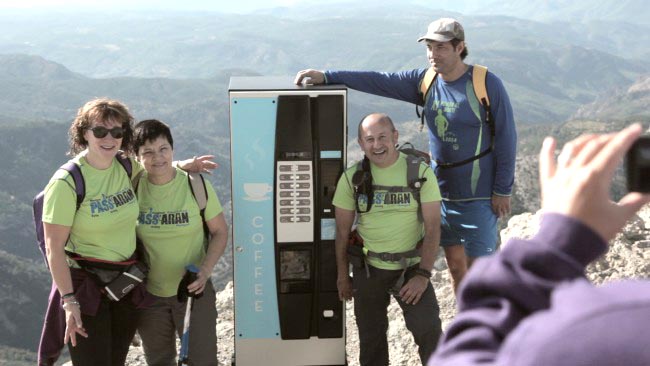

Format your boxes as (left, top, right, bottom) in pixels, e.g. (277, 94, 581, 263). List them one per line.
(178, 264, 201, 366)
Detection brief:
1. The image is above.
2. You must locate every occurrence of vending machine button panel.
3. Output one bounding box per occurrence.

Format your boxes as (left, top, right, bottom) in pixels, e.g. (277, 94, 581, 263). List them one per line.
(276, 161, 314, 242)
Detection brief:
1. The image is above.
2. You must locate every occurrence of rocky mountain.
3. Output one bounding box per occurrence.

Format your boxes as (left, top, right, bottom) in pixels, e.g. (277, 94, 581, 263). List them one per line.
(0, 346, 39, 366)
(1, 8, 648, 123)
(99, 205, 650, 366)
(2, 2, 650, 361)
(514, 118, 650, 214)
(0, 250, 51, 351)
(572, 74, 650, 121)
(460, 0, 650, 26)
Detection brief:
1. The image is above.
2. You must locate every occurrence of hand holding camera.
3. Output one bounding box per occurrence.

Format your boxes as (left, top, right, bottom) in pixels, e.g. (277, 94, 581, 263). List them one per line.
(539, 123, 650, 242)
(626, 135, 650, 193)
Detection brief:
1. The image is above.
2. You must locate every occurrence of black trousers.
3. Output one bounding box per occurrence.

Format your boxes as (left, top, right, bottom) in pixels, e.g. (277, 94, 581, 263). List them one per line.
(352, 264, 442, 366)
(68, 296, 137, 366)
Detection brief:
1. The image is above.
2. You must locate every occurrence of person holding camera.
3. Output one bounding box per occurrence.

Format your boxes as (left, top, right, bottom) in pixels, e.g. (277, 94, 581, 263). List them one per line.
(39, 99, 216, 366)
(428, 124, 650, 365)
(133, 119, 228, 366)
(333, 113, 443, 365)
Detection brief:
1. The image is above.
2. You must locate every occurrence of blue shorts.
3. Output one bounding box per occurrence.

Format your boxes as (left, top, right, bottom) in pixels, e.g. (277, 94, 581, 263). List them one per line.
(440, 200, 497, 258)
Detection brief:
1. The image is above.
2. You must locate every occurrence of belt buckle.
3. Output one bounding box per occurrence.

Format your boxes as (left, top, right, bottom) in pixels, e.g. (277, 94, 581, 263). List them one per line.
(379, 252, 394, 261)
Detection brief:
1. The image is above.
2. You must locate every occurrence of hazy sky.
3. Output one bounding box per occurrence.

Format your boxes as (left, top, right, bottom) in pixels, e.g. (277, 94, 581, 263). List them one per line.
(0, 0, 354, 13)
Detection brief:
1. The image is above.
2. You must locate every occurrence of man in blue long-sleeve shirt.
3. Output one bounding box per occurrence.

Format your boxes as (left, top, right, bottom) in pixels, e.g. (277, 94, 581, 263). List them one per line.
(430, 124, 650, 365)
(295, 18, 517, 292)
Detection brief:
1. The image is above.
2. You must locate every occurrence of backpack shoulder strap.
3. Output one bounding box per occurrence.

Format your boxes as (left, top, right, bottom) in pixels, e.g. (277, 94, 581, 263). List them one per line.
(419, 67, 438, 105)
(351, 157, 373, 214)
(188, 173, 208, 211)
(59, 161, 85, 210)
(472, 64, 490, 109)
(405, 154, 422, 189)
(188, 172, 209, 242)
(115, 152, 133, 179)
(472, 64, 495, 145)
(405, 154, 428, 222)
(416, 67, 439, 131)
(131, 170, 144, 194)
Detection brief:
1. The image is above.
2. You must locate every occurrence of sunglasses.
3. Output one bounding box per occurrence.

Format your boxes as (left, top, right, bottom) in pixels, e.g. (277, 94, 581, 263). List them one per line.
(88, 126, 124, 139)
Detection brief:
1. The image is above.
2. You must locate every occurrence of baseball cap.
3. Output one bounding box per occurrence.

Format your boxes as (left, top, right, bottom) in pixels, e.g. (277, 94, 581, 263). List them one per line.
(417, 18, 465, 42)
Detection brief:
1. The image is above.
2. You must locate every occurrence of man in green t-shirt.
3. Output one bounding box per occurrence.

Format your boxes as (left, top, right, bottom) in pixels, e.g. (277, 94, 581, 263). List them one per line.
(333, 113, 443, 365)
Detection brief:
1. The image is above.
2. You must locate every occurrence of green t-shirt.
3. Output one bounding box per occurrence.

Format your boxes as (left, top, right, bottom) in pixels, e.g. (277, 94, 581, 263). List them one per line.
(136, 168, 223, 297)
(42, 152, 142, 262)
(332, 153, 441, 270)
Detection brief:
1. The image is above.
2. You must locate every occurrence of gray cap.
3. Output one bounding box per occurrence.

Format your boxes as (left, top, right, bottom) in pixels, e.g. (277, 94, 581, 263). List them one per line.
(417, 18, 465, 42)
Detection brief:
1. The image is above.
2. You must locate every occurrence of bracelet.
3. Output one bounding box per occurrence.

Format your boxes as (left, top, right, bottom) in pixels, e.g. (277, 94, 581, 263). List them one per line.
(413, 268, 432, 279)
(62, 300, 80, 310)
(61, 292, 75, 300)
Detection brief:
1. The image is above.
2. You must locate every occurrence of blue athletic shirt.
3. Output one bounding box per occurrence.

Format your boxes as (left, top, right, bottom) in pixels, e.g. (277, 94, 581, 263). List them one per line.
(325, 66, 516, 201)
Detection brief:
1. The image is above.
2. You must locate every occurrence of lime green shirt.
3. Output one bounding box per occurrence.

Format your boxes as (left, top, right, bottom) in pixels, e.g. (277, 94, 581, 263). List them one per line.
(42, 152, 142, 262)
(136, 168, 223, 297)
(332, 153, 441, 270)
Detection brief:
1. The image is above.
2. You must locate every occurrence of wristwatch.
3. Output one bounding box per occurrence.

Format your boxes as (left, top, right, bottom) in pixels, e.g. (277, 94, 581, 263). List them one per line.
(413, 268, 432, 279)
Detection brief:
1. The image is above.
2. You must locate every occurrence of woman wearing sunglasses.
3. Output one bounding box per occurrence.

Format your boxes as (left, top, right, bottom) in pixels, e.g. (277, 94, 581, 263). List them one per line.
(40, 98, 215, 365)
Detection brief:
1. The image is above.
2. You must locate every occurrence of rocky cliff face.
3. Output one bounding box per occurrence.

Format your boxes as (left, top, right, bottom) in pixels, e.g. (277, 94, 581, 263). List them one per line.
(501, 207, 650, 284)
(571, 74, 650, 121)
(72, 206, 650, 366)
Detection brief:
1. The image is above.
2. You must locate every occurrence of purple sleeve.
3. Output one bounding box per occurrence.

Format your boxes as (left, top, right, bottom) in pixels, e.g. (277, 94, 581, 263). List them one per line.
(325, 69, 426, 105)
(429, 213, 607, 365)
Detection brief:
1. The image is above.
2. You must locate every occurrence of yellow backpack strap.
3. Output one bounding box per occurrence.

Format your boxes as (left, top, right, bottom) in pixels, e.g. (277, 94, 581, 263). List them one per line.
(472, 64, 496, 151)
(416, 67, 438, 132)
(472, 64, 490, 108)
(419, 66, 437, 104)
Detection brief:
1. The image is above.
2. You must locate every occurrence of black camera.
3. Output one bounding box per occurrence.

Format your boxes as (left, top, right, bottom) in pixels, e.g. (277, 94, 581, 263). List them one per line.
(104, 262, 147, 301)
(626, 135, 650, 193)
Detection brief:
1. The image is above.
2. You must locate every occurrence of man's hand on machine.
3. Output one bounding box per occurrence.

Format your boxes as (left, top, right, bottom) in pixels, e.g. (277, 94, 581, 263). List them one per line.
(294, 69, 326, 85)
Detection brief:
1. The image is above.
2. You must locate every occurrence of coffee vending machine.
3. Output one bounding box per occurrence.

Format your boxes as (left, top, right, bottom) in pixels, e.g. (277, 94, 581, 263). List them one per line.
(229, 77, 347, 365)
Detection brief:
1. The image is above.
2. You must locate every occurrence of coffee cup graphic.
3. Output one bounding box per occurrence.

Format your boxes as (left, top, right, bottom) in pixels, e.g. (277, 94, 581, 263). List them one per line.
(244, 183, 272, 201)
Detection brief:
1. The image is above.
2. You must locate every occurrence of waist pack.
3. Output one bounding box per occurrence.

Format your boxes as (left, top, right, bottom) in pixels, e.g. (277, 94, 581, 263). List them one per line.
(67, 251, 148, 301)
(347, 229, 422, 269)
(347, 230, 365, 269)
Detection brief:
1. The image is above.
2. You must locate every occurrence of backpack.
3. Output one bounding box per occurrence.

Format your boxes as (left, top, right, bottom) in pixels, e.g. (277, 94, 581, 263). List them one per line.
(33, 154, 133, 268)
(351, 143, 430, 221)
(416, 64, 496, 169)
